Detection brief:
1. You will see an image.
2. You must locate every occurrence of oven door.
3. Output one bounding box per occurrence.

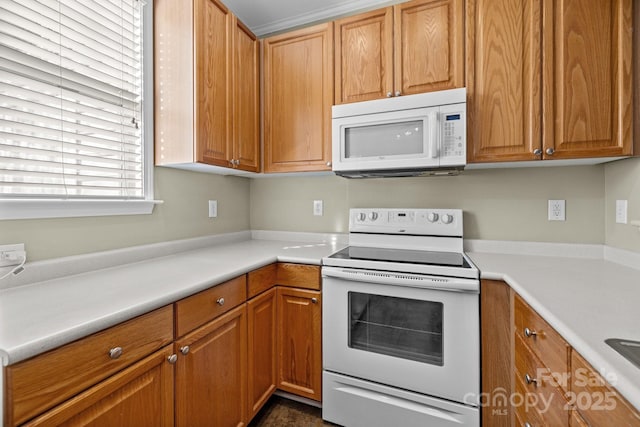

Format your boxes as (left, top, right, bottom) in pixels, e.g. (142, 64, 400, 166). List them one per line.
(322, 266, 479, 405)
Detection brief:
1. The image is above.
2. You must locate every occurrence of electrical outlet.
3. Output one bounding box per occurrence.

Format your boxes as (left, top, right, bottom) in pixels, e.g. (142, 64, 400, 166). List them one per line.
(616, 200, 628, 224)
(208, 200, 218, 218)
(548, 200, 566, 221)
(313, 200, 323, 216)
(0, 243, 25, 268)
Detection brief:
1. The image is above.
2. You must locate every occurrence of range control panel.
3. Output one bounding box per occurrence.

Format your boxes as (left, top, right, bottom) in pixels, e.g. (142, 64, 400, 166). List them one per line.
(349, 208, 463, 237)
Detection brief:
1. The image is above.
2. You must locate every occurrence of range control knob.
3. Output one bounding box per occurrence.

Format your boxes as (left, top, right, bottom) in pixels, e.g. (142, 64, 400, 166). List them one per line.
(427, 212, 439, 223)
(357, 212, 367, 222)
(369, 212, 379, 221)
(441, 214, 454, 224)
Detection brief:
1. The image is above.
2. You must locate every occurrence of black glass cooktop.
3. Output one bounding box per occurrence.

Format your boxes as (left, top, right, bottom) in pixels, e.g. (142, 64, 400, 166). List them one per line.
(328, 246, 472, 268)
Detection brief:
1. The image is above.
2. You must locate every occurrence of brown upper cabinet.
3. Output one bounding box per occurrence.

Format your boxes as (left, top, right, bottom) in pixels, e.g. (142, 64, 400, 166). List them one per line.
(467, 0, 634, 163)
(155, 0, 259, 172)
(263, 23, 334, 173)
(334, 0, 464, 104)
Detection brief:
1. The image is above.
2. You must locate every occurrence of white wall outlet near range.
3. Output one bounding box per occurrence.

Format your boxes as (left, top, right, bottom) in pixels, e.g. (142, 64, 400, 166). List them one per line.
(548, 200, 566, 221)
(208, 200, 218, 218)
(0, 243, 25, 267)
(616, 200, 628, 224)
(313, 200, 323, 216)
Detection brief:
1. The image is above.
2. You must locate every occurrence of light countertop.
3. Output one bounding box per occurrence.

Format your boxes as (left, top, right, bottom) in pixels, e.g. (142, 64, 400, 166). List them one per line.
(468, 252, 640, 412)
(0, 238, 344, 365)
(1, 238, 639, 412)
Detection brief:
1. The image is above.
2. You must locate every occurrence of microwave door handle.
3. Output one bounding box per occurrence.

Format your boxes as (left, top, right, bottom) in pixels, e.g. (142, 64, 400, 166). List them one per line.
(429, 112, 438, 158)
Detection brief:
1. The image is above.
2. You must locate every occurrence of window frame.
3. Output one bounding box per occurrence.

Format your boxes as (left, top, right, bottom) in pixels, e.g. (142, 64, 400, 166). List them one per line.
(0, 0, 160, 220)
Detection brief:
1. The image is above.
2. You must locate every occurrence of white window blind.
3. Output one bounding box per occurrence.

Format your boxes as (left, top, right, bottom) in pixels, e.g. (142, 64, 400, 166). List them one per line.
(0, 0, 147, 201)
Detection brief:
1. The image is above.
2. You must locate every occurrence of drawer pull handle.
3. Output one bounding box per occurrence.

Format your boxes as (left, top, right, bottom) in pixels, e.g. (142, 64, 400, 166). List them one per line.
(216, 297, 225, 306)
(108, 347, 123, 360)
(167, 354, 178, 364)
(180, 345, 190, 355)
(524, 327, 537, 338)
(311, 298, 318, 304)
(524, 373, 538, 387)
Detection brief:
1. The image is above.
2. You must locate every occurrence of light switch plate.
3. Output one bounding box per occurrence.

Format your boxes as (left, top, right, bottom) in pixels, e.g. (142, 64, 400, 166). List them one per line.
(313, 200, 323, 216)
(548, 200, 566, 221)
(616, 200, 628, 224)
(208, 200, 218, 218)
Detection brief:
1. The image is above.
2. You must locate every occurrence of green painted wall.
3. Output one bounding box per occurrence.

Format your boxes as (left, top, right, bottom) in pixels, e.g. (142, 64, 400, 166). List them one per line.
(0, 167, 251, 261)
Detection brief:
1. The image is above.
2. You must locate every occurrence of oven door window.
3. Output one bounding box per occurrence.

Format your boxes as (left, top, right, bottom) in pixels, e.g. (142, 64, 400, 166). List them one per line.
(348, 292, 443, 365)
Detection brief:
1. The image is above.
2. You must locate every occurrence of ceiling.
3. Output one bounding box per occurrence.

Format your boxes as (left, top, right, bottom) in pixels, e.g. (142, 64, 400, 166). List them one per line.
(223, 0, 406, 36)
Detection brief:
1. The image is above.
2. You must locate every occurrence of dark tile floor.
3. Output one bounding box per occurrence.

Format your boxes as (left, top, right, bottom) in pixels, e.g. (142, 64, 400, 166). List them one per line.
(248, 396, 337, 427)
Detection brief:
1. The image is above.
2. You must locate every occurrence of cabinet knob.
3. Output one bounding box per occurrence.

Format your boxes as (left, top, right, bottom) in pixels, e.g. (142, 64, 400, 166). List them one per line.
(180, 345, 190, 355)
(386, 92, 392, 97)
(533, 148, 542, 156)
(216, 297, 225, 306)
(326, 161, 332, 167)
(524, 373, 538, 387)
(546, 147, 555, 155)
(311, 297, 318, 304)
(395, 91, 401, 97)
(524, 423, 532, 427)
(167, 354, 178, 364)
(108, 347, 123, 360)
(234, 159, 240, 166)
(229, 159, 235, 166)
(524, 327, 537, 338)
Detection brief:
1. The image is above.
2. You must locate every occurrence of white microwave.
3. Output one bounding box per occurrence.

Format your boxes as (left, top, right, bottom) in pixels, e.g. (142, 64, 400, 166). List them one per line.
(331, 88, 466, 178)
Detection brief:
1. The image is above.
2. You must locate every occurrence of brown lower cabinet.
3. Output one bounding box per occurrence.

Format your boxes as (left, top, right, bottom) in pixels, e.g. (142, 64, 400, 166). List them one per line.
(247, 287, 277, 419)
(276, 287, 322, 401)
(175, 304, 248, 427)
(481, 279, 640, 427)
(23, 345, 175, 427)
(4, 263, 322, 427)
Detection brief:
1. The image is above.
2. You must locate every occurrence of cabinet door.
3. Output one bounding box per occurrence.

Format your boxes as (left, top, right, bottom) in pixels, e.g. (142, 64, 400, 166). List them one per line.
(24, 346, 174, 427)
(480, 280, 514, 427)
(542, 0, 633, 159)
(334, 8, 394, 104)
(466, 0, 543, 162)
(195, 0, 232, 167)
(394, 0, 464, 96)
(175, 305, 247, 427)
(233, 17, 260, 172)
(276, 287, 322, 401)
(263, 23, 333, 173)
(247, 288, 277, 418)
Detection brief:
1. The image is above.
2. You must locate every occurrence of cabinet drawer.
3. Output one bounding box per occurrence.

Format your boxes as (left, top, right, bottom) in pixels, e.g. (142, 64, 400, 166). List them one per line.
(571, 350, 640, 426)
(515, 335, 569, 426)
(22, 345, 174, 427)
(175, 275, 247, 337)
(5, 305, 174, 426)
(515, 374, 545, 427)
(247, 263, 276, 298)
(276, 263, 320, 290)
(515, 294, 569, 379)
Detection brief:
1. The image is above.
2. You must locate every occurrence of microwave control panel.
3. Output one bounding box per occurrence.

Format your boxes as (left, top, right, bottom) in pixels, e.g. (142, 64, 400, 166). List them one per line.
(441, 109, 465, 158)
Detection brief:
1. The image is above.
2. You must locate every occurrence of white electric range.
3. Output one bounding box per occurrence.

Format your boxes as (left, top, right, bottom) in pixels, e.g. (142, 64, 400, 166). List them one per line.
(322, 208, 480, 427)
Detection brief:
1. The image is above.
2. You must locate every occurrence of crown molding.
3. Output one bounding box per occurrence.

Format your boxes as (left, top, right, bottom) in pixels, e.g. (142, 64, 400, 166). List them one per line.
(253, 0, 400, 36)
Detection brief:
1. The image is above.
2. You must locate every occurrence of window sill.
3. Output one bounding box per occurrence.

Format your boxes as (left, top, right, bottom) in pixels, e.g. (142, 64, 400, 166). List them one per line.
(0, 199, 163, 220)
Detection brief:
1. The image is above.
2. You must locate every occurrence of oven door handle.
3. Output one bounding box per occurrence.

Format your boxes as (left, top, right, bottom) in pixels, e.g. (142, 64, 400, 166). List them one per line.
(322, 266, 479, 293)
